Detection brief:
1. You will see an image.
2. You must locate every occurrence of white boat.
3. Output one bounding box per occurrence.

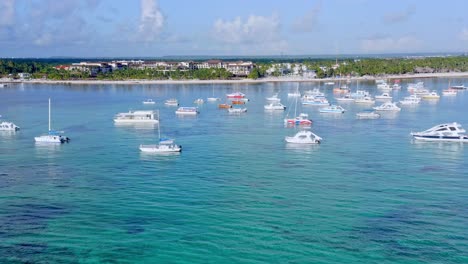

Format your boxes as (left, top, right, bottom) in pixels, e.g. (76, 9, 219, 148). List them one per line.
(264, 102, 286, 110)
(442, 89, 457, 96)
(285, 130, 321, 144)
(392, 83, 401, 90)
(319, 105, 345, 113)
(407, 82, 424, 92)
(325, 81, 335, 85)
(373, 102, 401, 111)
(284, 113, 312, 126)
(350, 90, 370, 99)
(304, 88, 325, 98)
(421, 91, 440, 100)
(194, 98, 204, 104)
(226, 92, 245, 98)
(228, 107, 247, 113)
(399, 95, 421, 105)
(375, 93, 392, 100)
(0, 121, 20, 131)
(375, 79, 386, 84)
(176, 107, 199, 115)
(266, 93, 281, 102)
(142, 99, 156, 105)
(140, 118, 182, 153)
(411, 123, 468, 142)
(114, 110, 159, 124)
(450, 84, 467, 90)
(165, 99, 179, 106)
(34, 98, 70, 143)
(302, 97, 329, 106)
(355, 96, 375, 104)
(287, 91, 301, 97)
(336, 94, 355, 102)
(413, 88, 430, 96)
(377, 83, 391, 91)
(207, 97, 220, 102)
(356, 111, 380, 119)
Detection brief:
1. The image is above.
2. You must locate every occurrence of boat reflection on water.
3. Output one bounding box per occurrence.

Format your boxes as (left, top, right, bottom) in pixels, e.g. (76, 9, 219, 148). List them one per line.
(139, 151, 181, 160)
(114, 122, 157, 130)
(410, 140, 464, 158)
(285, 141, 321, 154)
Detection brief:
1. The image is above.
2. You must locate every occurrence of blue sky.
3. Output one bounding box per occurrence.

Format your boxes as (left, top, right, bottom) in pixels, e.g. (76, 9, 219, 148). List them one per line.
(0, 0, 467, 57)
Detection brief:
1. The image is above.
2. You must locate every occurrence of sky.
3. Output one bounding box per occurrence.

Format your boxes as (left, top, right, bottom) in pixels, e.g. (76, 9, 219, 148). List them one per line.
(0, 0, 467, 58)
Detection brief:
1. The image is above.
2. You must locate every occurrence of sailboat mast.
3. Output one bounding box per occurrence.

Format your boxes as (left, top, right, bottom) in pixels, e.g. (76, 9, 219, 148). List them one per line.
(48, 98, 51, 131)
(158, 110, 161, 141)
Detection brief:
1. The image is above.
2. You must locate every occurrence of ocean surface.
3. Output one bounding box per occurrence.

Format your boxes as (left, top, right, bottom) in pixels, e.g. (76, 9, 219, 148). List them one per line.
(1, 79, 467, 263)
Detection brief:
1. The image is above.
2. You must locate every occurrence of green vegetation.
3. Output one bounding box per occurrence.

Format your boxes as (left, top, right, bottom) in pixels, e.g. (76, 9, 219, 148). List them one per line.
(1, 56, 468, 80)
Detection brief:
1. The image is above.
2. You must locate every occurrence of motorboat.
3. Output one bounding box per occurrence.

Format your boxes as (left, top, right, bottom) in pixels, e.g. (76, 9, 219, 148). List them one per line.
(302, 97, 329, 106)
(0, 121, 20, 131)
(399, 95, 421, 105)
(375, 93, 392, 100)
(228, 107, 247, 113)
(232, 100, 246, 105)
(375, 79, 386, 84)
(264, 102, 286, 110)
(142, 99, 156, 105)
(333, 87, 350, 94)
(287, 91, 301, 97)
(266, 93, 281, 102)
(34, 98, 70, 143)
(422, 91, 440, 100)
(356, 111, 380, 119)
(392, 83, 402, 90)
(285, 130, 321, 144)
(175, 107, 199, 115)
(114, 110, 159, 124)
(450, 84, 467, 90)
(407, 82, 424, 92)
(207, 97, 220, 102)
(335, 94, 355, 102)
(226, 92, 245, 98)
(218, 104, 232, 109)
(140, 120, 182, 153)
(373, 102, 401, 111)
(413, 88, 430, 96)
(304, 88, 325, 98)
(350, 90, 370, 99)
(377, 83, 391, 91)
(442, 89, 457, 96)
(319, 105, 345, 113)
(194, 98, 204, 104)
(284, 113, 313, 126)
(165, 98, 179, 106)
(411, 123, 468, 142)
(355, 96, 375, 104)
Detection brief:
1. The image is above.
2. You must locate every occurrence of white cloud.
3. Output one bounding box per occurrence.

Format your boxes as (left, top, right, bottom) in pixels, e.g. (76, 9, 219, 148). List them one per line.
(292, 2, 321, 32)
(361, 35, 422, 53)
(0, 0, 15, 26)
(139, 0, 165, 42)
(459, 28, 468, 41)
(383, 6, 415, 24)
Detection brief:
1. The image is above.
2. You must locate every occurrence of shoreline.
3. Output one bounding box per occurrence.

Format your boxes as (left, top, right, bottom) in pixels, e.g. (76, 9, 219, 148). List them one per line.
(2, 72, 468, 85)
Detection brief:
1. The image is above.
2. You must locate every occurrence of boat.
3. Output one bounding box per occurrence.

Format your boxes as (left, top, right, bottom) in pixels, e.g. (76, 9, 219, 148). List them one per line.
(207, 85, 220, 101)
(399, 95, 421, 105)
(287, 91, 301, 97)
(319, 105, 345, 113)
(377, 83, 391, 91)
(411, 123, 468, 142)
(175, 107, 199, 115)
(356, 111, 380, 119)
(34, 98, 70, 143)
(139, 117, 182, 153)
(392, 83, 401, 90)
(266, 93, 281, 102)
(232, 100, 245, 105)
(302, 97, 329, 106)
(285, 130, 321, 144)
(375, 93, 392, 100)
(304, 88, 325, 98)
(114, 110, 159, 124)
(264, 102, 286, 110)
(407, 82, 424, 92)
(284, 113, 312, 126)
(350, 90, 370, 99)
(375, 79, 386, 84)
(194, 98, 204, 104)
(333, 87, 350, 94)
(142, 99, 156, 105)
(373, 102, 401, 111)
(218, 104, 232, 109)
(164, 98, 179, 106)
(0, 121, 20, 131)
(442, 89, 457, 96)
(421, 91, 440, 100)
(413, 88, 430, 96)
(355, 96, 375, 104)
(228, 107, 247, 113)
(325, 81, 335, 85)
(226, 92, 245, 98)
(336, 94, 355, 102)
(0, 83, 7, 88)
(450, 84, 467, 90)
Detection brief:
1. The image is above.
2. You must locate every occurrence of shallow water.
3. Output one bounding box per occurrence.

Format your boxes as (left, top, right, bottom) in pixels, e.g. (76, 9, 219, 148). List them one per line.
(1, 79, 468, 263)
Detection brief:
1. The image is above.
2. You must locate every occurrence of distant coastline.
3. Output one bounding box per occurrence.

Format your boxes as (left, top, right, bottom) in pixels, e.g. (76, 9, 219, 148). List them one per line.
(3, 72, 468, 86)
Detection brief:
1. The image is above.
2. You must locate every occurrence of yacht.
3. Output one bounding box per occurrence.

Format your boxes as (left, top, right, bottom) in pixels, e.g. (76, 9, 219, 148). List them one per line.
(355, 96, 375, 104)
(422, 91, 440, 100)
(335, 94, 355, 102)
(450, 84, 467, 90)
(375, 93, 392, 100)
(264, 102, 286, 110)
(142, 99, 156, 105)
(165, 98, 179, 106)
(413, 88, 430, 96)
(319, 105, 345, 113)
(175, 107, 199, 115)
(284, 113, 312, 126)
(207, 97, 220, 102)
(373, 102, 401, 111)
(194, 98, 204, 104)
(375, 79, 386, 84)
(350, 90, 370, 99)
(411, 123, 468, 142)
(392, 83, 402, 90)
(228, 107, 247, 113)
(399, 95, 421, 105)
(285, 130, 321, 144)
(226, 92, 245, 98)
(304, 88, 325, 98)
(0, 121, 20, 131)
(407, 82, 424, 92)
(302, 97, 329, 106)
(377, 83, 391, 91)
(34, 98, 70, 143)
(356, 111, 380, 119)
(442, 89, 457, 96)
(114, 110, 159, 124)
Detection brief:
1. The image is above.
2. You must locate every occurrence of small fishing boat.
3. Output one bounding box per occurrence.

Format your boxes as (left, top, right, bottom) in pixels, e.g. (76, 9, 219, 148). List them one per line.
(373, 102, 401, 111)
(164, 98, 179, 106)
(218, 104, 232, 109)
(175, 107, 199, 115)
(285, 130, 321, 144)
(411, 123, 468, 142)
(207, 97, 220, 102)
(302, 97, 329, 106)
(319, 105, 345, 113)
(228, 107, 247, 113)
(142, 99, 156, 105)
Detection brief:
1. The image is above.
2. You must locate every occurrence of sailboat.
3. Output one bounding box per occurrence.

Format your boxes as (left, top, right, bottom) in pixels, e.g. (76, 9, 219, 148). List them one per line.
(207, 84, 220, 101)
(284, 88, 312, 126)
(34, 98, 70, 143)
(139, 113, 182, 153)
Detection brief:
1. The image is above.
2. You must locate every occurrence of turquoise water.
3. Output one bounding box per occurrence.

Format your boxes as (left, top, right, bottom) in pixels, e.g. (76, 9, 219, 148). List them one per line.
(1, 79, 467, 263)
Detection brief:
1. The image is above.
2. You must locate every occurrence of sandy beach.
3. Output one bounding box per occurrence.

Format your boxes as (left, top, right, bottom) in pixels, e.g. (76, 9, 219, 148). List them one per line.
(2, 72, 468, 86)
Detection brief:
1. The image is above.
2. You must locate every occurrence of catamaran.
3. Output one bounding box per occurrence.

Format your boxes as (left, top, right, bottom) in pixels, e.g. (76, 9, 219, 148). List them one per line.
(34, 98, 70, 143)
(140, 113, 182, 153)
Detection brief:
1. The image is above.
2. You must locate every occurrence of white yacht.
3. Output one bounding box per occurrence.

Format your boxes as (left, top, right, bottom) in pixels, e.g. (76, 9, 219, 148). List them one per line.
(0, 121, 20, 131)
(287, 91, 301, 97)
(285, 130, 321, 144)
(399, 95, 421, 105)
(165, 99, 179, 106)
(377, 83, 391, 90)
(373, 102, 401, 111)
(142, 99, 156, 105)
(411, 123, 468, 142)
(375, 93, 392, 100)
(350, 90, 370, 99)
(34, 98, 70, 143)
(319, 105, 345, 113)
(176, 107, 199, 115)
(302, 97, 330, 106)
(442, 89, 457, 96)
(356, 111, 380, 119)
(422, 91, 440, 100)
(264, 102, 286, 110)
(355, 96, 375, 104)
(228, 107, 247, 113)
(336, 94, 355, 102)
(114, 110, 159, 124)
